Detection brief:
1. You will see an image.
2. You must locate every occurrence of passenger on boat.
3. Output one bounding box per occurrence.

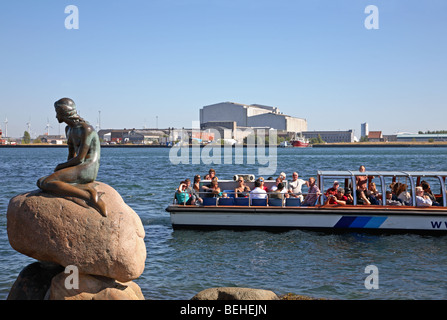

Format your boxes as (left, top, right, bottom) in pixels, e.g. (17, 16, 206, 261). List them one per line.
(324, 187, 347, 205)
(389, 182, 399, 201)
(356, 189, 371, 205)
(368, 182, 380, 197)
(288, 172, 307, 201)
(201, 176, 218, 194)
(193, 174, 201, 193)
(234, 177, 250, 197)
(207, 180, 222, 198)
(368, 182, 382, 205)
(345, 189, 354, 205)
(356, 165, 368, 191)
(396, 183, 411, 205)
(270, 182, 289, 199)
(259, 177, 269, 192)
(323, 181, 338, 204)
(175, 181, 191, 205)
(325, 181, 339, 197)
(270, 177, 282, 192)
(185, 178, 202, 205)
(301, 177, 320, 206)
(279, 172, 286, 181)
(250, 179, 268, 199)
(415, 186, 432, 207)
(421, 181, 440, 206)
(385, 191, 402, 206)
(208, 168, 217, 180)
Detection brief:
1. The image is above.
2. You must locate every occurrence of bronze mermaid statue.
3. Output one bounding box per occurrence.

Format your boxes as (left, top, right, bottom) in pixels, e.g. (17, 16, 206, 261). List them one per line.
(37, 98, 107, 217)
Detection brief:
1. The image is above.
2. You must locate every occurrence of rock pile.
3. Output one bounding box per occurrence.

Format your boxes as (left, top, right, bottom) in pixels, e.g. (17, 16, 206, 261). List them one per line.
(6, 182, 146, 300)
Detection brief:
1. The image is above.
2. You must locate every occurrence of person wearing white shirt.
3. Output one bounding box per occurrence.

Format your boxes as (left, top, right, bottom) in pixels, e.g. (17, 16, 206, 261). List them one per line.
(288, 172, 307, 201)
(415, 186, 432, 207)
(250, 180, 267, 199)
(270, 177, 282, 192)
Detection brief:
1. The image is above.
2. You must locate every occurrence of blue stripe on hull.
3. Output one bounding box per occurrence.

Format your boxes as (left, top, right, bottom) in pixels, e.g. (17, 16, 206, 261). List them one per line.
(334, 216, 387, 229)
(364, 217, 388, 228)
(333, 216, 357, 228)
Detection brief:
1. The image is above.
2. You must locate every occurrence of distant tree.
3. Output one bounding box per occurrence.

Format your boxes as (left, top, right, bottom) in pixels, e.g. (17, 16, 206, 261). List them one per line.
(316, 134, 325, 144)
(310, 134, 325, 144)
(360, 136, 369, 142)
(419, 130, 447, 134)
(23, 131, 31, 144)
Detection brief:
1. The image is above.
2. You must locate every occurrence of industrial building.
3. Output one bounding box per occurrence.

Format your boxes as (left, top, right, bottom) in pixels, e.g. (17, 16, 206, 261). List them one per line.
(200, 102, 307, 133)
(396, 133, 447, 142)
(302, 130, 355, 143)
(35, 135, 66, 144)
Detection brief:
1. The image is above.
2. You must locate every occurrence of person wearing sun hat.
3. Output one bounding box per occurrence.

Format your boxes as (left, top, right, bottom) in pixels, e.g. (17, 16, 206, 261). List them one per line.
(279, 172, 286, 181)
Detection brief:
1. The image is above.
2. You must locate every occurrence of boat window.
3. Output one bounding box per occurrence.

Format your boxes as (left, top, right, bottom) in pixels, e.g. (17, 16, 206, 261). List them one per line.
(381, 176, 413, 206)
(367, 176, 383, 194)
(414, 176, 445, 207)
(320, 176, 354, 205)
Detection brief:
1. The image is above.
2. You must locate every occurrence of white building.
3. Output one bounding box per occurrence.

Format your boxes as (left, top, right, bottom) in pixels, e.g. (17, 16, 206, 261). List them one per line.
(200, 102, 307, 133)
(361, 122, 369, 138)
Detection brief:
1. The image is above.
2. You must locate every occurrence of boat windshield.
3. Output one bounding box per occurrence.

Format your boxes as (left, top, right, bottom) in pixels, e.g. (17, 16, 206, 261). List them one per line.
(317, 171, 447, 207)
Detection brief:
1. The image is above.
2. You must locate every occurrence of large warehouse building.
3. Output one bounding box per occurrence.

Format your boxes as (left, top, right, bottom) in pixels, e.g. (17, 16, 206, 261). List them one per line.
(200, 102, 307, 133)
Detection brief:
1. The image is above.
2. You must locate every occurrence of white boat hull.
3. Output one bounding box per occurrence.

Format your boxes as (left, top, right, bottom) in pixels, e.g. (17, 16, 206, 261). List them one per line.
(167, 205, 447, 233)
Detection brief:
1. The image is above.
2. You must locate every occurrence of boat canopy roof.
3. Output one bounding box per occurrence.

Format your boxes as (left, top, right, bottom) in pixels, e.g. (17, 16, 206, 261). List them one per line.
(317, 170, 447, 178)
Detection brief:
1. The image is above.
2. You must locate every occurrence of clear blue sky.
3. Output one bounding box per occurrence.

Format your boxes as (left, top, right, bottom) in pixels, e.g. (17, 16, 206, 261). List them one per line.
(1, 0, 446, 138)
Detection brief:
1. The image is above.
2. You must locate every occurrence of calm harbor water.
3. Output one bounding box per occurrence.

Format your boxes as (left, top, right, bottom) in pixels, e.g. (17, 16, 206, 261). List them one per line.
(1, 146, 447, 300)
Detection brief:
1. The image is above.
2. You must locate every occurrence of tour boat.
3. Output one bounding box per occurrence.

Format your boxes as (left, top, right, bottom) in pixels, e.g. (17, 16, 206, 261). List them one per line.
(166, 171, 447, 233)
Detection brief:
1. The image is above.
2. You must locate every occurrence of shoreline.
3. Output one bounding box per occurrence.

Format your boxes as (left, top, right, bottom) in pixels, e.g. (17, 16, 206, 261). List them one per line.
(313, 142, 447, 148)
(1, 142, 447, 148)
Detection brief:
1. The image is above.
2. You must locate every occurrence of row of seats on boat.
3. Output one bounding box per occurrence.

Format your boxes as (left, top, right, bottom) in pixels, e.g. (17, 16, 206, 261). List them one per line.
(201, 194, 302, 207)
(174, 188, 309, 207)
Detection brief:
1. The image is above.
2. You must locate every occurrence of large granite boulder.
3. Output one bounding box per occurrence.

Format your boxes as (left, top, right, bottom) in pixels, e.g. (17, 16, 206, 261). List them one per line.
(48, 272, 144, 300)
(191, 287, 279, 300)
(7, 182, 146, 283)
(7, 262, 64, 300)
